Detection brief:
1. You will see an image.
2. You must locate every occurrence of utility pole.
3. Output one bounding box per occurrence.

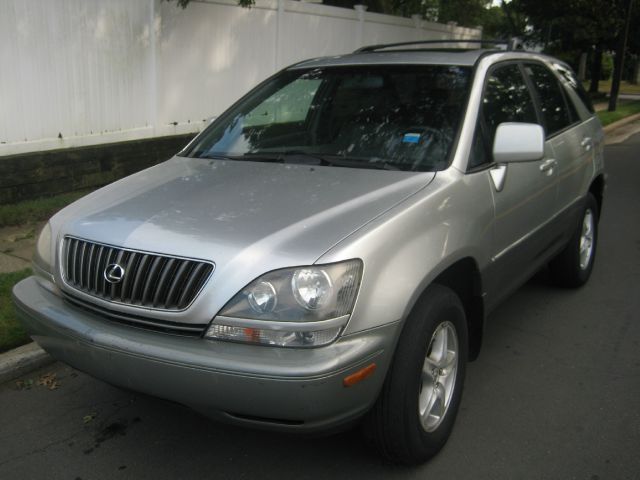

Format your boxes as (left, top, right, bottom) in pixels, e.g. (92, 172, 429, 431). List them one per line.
(608, 0, 634, 112)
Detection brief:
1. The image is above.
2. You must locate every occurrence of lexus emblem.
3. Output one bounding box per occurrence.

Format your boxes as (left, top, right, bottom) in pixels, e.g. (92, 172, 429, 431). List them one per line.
(104, 263, 125, 284)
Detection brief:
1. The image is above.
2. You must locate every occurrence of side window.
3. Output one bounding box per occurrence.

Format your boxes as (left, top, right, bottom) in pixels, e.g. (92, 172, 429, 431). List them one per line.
(524, 63, 575, 136)
(482, 64, 538, 139)
(469, 64, 537, 169)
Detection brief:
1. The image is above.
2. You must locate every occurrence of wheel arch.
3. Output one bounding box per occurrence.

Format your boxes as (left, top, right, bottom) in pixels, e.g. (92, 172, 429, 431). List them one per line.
(402, 257, 485, 362)
(431, 257, 484, 361)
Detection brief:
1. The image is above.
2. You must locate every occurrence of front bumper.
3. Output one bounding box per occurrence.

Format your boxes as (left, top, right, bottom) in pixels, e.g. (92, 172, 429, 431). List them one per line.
(12, 276, 399, 432)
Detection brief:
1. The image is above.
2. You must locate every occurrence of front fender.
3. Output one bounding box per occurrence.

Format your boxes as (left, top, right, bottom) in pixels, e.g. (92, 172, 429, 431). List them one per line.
(317, 169, 494, 336)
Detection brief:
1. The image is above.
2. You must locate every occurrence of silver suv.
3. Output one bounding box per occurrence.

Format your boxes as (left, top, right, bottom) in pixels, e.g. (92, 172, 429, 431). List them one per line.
(13, 41, 605, 464)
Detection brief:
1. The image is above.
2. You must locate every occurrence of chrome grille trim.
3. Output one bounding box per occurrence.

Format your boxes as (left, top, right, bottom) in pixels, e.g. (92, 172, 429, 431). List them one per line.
(62, 236, 214, 311)
(63, 293, 208, 337)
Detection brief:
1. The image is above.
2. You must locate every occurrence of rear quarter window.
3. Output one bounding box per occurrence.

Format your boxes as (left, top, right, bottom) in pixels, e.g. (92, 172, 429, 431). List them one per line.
(524, 63, 576, 136)
(551, 62, 595, 114)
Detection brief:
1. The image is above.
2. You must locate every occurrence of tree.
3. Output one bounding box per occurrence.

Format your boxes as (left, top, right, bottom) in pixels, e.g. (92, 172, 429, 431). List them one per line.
(497, 0, 526, 38)
(512, 0, 638, 108)
(434, 0, 491, 26)
(608, 0, 634, 111)
(460, 5, 512, 39)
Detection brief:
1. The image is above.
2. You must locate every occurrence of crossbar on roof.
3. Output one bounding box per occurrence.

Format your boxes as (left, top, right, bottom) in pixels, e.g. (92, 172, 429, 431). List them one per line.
(354, 38, 520, 54)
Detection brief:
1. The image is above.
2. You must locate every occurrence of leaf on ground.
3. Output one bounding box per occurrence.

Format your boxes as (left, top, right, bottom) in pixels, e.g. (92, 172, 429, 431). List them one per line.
(15, 378, 34, 390)
(83, 412, 98, 424)
(37, 372, 61, 390)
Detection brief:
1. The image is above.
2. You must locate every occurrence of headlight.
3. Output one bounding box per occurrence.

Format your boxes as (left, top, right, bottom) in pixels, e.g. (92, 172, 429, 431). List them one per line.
(292, 268, 332, 310)
(33, 222, 53, 274)
(205, 259, 363, 347)
(247, 281, 278, 314)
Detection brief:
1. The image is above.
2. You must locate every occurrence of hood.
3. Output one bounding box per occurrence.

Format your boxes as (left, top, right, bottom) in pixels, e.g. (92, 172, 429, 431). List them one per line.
(52, 156, 434, 304)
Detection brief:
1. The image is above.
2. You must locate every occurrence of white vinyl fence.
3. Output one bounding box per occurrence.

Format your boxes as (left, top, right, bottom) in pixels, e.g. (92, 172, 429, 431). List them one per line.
(0, 0, 481, 156)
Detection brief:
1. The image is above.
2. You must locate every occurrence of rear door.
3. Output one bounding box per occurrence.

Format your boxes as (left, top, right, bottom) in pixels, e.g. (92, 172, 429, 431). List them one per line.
(523, 62, 593, 242)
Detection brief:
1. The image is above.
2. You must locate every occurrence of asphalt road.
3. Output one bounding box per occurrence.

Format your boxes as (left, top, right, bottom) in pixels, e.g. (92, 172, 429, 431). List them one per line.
(1, 133, 639, 480)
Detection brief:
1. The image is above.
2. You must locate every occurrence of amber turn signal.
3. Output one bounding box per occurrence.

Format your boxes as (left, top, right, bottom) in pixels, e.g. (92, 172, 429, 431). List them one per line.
(343, 363, 377, 387)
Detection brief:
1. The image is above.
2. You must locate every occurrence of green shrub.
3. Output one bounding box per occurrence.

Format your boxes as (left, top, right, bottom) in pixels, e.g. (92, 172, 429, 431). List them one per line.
(0, 269, 32, 353)
(601, 53, 614, 81)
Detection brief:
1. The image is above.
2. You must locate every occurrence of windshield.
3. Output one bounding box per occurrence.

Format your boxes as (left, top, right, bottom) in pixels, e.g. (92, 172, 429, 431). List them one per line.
(182, 65, 471, 172)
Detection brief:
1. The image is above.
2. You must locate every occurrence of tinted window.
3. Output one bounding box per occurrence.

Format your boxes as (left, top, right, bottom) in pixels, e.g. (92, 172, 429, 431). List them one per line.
(525, 63, 574, 136)
(183, 65, 472, 172)
(483, 64, 537, 139)
(470, 64, 537, 168)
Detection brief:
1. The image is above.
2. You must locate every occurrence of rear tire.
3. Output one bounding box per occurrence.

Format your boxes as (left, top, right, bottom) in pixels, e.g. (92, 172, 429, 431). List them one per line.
(363, 284, 468, 465)
(549, 193, 599, 288)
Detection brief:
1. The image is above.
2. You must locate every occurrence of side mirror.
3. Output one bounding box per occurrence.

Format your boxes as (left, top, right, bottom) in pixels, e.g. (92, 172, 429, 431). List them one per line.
(492, 122, 545, 163)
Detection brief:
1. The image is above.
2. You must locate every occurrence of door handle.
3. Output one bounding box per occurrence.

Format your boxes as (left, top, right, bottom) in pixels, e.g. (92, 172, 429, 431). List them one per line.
(539, 158, 557, 174)
(581, 137, 592, 151)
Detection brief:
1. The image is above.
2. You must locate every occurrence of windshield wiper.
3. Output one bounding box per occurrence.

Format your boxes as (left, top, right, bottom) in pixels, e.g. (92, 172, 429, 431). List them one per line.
(239, 153, 286, 163)
(196, 153, 287, 164)
(198, 151, 406, 171)
(319, 155, 403, 171)
(196, 153, 241, 161)
(253, 151, 406, 170)
(279, 151, 332, 165)
(240, 151, 329, 166)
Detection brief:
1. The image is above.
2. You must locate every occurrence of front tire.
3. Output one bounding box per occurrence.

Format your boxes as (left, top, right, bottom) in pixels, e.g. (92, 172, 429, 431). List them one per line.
(549, 193, 599, 287)
(363, 284, 468, 465)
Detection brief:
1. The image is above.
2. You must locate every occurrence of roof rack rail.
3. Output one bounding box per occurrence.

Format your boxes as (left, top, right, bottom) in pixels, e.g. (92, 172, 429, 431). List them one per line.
(354, 38, 520, 54)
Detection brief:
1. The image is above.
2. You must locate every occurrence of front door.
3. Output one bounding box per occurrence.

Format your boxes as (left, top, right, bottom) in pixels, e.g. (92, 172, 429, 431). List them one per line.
(474, 62, 558, 309)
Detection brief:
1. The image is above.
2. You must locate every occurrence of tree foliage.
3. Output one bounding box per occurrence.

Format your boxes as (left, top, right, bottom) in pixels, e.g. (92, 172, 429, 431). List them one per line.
(515, 0, 625, 48)
(324, 0, 499, 29)
(511, 0, 638, 108)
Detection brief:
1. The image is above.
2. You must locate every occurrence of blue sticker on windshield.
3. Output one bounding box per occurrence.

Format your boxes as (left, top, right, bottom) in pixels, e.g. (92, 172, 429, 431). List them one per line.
(403, 133, 421, 144)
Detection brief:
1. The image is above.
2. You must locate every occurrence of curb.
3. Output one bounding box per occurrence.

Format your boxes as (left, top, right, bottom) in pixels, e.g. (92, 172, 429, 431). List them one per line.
(603, 112, 640, 134)
(0, 342, 53, 385)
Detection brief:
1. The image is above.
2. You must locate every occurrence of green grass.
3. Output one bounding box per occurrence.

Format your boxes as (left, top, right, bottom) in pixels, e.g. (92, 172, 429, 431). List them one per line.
(0, 189, 92, 228)
(0, 268, 32, 353)
(597, 101, 640, 126)
(597, 80, 640, 95)
(584, 80, 640, 96)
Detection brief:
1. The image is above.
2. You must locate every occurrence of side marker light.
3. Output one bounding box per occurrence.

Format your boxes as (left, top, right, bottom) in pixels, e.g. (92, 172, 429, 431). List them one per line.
(343, 363, 377, 387)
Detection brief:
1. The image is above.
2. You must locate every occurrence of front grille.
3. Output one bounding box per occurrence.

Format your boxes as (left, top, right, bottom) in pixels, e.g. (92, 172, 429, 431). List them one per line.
(62, 237, 214, 311)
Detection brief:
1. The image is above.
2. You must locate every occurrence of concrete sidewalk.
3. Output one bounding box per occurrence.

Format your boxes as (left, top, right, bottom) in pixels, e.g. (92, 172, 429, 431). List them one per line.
(0, 223, 39, 274)
(0, 342, 53, 384)
(1, 222, 49, 383)
(604, 114, 640, 144)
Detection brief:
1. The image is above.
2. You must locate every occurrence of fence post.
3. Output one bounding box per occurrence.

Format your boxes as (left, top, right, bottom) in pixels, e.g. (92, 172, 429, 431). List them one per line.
(275, 0, 285, 70)
(149, 0, 159, 137)
(354, 5, 367, 49)
(411, 14, 422, 41)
